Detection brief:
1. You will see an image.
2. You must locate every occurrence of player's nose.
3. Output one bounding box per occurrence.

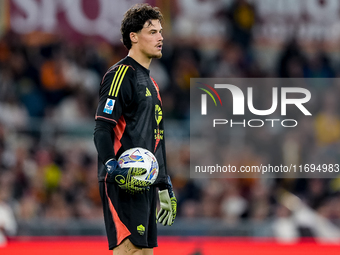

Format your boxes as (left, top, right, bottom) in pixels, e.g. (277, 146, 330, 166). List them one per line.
(158, 32, 163, 41)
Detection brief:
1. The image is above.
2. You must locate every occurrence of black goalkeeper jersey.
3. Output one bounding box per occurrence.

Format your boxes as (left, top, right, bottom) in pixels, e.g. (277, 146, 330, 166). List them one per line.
(95, 56, 167, 185)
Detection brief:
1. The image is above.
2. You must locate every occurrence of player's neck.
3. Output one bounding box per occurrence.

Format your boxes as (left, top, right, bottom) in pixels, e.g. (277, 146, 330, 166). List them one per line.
(128, 50, 152, 69)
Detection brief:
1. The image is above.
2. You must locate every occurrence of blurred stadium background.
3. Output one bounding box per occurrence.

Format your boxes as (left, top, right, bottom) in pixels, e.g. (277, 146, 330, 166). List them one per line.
(1, 0, 340, 254)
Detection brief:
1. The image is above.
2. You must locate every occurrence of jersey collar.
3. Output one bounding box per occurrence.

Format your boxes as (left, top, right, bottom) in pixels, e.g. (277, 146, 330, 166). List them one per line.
(126, 56, 151, 76)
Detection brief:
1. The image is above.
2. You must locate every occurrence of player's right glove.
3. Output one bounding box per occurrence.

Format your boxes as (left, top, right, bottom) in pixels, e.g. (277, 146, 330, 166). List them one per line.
(105, 159, 151, 193)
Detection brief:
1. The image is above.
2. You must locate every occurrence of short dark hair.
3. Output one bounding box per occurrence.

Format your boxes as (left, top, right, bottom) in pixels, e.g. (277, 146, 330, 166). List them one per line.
(121, 4, 163, 50)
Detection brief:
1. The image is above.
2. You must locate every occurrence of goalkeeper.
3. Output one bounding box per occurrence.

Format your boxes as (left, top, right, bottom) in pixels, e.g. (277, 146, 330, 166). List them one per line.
(93, 3, 176, 254)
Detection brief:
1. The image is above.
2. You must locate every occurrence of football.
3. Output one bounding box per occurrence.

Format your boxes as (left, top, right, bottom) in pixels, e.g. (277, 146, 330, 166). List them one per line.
(118, 147, 159, 184)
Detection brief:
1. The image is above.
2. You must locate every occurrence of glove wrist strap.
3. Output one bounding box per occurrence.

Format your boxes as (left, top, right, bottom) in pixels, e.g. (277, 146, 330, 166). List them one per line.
(105, 158, 116, 165)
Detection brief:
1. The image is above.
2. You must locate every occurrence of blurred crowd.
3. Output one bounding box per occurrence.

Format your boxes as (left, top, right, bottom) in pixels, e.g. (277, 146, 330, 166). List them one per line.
(1, 0, 340, 242)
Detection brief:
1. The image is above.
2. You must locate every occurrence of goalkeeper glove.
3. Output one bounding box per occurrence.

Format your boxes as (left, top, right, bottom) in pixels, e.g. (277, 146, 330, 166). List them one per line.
(105, 159, 151, 193)
(157, 176, 177, 226)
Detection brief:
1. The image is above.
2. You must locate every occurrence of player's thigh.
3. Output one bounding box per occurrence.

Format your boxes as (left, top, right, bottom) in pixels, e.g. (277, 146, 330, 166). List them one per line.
(112, 238, 143, 255)
(142, 248, 153, 255)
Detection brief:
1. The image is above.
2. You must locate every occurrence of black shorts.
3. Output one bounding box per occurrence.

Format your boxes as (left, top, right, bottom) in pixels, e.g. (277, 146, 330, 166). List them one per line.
(99, 179, 158, 250)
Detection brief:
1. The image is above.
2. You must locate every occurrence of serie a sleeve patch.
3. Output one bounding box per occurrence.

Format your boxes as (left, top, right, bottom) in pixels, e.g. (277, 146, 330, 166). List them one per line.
(103, 99, 115, 114)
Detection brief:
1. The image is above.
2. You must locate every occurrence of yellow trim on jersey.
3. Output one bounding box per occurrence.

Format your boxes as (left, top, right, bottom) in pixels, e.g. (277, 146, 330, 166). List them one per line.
(108, 65, 122, 96)
(108, 65, 129, 97)
(111, 66, 125, 96)
(114, 66, 129, 97)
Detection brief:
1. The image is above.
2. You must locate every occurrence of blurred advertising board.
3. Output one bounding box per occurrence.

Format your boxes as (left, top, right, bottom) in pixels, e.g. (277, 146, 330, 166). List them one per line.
(3, 0, 340, 45)
(1, 237, 340, 255)
(5, 0, 147, 43)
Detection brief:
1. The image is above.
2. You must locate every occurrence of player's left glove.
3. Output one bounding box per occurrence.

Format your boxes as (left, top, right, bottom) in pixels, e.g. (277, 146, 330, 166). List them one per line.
(157, 176, 177, 226)
(105, 159, 151, 194)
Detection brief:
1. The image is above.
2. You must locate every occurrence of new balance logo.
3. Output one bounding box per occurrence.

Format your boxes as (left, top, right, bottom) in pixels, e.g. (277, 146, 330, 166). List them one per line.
(146, 88, 152, 97)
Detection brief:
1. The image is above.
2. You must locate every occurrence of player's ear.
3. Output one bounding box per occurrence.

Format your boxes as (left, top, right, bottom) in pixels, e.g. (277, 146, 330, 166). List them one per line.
(130, 32, 138, 44)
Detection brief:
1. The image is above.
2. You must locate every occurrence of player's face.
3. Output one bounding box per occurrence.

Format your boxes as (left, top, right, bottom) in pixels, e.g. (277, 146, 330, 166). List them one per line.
(137, 19, 163, 59)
